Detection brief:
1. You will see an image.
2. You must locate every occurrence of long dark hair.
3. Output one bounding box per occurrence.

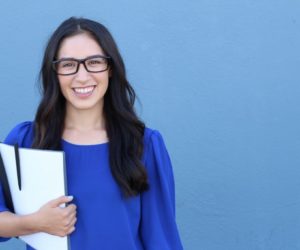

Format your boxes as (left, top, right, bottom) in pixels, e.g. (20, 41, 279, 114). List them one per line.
(32, 17, 148, 197)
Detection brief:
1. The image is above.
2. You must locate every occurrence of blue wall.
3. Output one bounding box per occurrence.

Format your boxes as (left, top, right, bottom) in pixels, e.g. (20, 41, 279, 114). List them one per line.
(1, 1, 300, 249)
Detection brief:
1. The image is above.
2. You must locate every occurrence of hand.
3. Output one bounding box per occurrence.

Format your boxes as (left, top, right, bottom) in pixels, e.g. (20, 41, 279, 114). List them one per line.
(34, 196, 77, 237)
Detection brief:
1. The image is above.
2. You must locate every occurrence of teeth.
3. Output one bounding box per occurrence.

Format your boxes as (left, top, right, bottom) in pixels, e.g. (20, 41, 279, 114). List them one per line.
(74, 86, 94, 94)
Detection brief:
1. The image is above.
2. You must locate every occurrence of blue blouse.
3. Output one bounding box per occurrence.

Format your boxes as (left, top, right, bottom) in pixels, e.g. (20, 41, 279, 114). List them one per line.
(0, 122, 183, 250)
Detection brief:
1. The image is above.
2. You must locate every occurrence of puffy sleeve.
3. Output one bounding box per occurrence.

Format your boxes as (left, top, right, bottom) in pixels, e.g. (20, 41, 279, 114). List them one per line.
(0, 121, 33, 241)
(4, 121, 34, 147)
(140, 129, 183, 250)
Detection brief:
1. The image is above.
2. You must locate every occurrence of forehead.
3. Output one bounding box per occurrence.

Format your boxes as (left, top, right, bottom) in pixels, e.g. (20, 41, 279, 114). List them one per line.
(57, 32, 104, 59)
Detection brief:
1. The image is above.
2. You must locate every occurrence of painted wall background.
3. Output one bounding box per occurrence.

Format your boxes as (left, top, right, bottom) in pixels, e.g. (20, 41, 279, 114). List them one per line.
(0, 0, 300, 249)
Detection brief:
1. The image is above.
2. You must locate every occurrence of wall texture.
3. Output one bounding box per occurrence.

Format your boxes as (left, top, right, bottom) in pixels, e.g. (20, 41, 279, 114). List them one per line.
(1, 0, 300, 249)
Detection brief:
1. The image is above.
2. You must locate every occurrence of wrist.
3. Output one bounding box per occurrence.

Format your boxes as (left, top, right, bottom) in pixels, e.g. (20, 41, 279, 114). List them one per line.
(19, 212, 41, 234)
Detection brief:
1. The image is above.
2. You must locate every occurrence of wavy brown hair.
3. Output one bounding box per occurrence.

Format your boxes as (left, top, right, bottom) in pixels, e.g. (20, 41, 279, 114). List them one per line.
(32, 17, 148, 197)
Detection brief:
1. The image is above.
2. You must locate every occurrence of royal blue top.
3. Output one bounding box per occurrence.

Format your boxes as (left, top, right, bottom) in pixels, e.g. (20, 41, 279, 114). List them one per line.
(0, 121, 183, 250)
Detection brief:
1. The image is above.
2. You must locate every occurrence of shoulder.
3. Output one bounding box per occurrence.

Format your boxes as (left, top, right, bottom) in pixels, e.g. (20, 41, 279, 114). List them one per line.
(143, 127, 165, 146)
(143, 127, 170, 164)
(4, 121, 34, 147)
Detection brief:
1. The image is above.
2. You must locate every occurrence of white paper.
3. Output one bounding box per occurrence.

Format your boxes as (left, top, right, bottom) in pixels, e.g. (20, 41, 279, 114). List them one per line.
(0, 143, 69, 250)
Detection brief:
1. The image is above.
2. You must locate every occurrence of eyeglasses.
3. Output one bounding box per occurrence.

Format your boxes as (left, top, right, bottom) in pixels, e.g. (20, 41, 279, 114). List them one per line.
(52, 55, 111, 75)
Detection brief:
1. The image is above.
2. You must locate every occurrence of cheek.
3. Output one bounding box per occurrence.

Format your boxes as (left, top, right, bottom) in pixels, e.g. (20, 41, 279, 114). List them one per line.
(102, 79, 110, 95)
(95, 74, 109, 88)
(58, 77, 71, 95)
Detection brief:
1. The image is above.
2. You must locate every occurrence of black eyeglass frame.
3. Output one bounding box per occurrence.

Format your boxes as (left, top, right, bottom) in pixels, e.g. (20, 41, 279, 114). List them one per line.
(52, 55, 111, 76)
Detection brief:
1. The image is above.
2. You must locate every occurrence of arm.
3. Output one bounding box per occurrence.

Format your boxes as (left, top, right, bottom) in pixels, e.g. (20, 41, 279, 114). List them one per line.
(140, 130, 183, 250)
(0, 122, 77, 238)
(0, 196, 77, 238)
(0, 211, 41, 237)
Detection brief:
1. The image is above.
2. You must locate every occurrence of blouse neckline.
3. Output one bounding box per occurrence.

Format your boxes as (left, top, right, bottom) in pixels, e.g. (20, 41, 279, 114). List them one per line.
(61, 138, 109, 147)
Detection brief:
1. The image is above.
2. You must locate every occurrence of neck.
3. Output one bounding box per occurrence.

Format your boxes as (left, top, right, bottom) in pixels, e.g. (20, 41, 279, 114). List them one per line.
(64, 104, 105, 131)
(62, 102, 109, 145)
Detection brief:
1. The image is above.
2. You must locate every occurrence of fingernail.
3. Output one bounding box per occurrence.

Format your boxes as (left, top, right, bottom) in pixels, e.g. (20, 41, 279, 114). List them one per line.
(67, 195, 73, 200)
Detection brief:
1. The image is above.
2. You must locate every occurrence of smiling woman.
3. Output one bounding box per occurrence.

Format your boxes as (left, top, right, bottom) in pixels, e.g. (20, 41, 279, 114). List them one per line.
(54, 33, 111, 145)
(0, 17, 183, 250)
(56, 33, 110, 114)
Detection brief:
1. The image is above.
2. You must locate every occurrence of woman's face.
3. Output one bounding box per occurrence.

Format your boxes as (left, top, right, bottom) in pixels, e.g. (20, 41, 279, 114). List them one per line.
(56, 32, 110, 112)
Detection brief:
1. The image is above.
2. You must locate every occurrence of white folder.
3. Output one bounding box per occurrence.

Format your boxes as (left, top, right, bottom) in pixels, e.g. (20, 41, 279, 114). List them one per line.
(0, 143, 70, 250)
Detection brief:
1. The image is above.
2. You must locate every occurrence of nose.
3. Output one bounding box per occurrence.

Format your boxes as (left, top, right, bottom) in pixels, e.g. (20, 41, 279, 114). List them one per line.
(75, 62, 90, 82)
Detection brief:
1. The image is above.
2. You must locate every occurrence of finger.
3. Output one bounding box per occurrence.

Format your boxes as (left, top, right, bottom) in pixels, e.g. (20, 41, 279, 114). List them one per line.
(65, 211, 76, 223)
(64, 204, 77, 214)
(66, 204, 77, 211)
(49, 196, 73, 208)
(67, 226, 76, 235)
(68, 211, 77, 219)
(67, 217, 77, 227)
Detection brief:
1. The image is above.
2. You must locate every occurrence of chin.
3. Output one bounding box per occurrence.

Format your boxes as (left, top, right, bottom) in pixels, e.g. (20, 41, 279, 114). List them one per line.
(68, 100, 103, 111)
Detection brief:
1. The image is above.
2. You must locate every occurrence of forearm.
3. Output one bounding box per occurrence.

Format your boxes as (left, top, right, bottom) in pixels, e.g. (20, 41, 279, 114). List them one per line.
(0, 211, 40, 237)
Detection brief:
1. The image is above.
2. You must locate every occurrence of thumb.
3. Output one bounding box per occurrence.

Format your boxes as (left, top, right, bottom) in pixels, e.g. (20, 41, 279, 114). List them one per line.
(48, 195, 73, 208)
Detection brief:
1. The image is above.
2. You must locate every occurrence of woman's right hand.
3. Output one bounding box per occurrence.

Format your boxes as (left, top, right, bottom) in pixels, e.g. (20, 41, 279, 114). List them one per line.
(34, 196, 77, 237)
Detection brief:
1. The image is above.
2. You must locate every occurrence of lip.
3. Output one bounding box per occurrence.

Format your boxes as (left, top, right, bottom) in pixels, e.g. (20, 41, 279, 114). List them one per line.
(72, 85, 96, 98)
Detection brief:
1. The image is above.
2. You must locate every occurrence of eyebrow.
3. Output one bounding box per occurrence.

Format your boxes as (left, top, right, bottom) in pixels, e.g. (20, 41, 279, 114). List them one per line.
(55, 54, 109, 62)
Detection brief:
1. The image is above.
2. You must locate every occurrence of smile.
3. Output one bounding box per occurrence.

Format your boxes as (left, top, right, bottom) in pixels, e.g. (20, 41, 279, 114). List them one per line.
(73, 86, 95, 94)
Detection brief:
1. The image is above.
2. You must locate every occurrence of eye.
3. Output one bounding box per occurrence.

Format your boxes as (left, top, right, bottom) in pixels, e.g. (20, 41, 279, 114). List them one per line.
(61, 61, 76, 68)
(87, 58, 105, 66)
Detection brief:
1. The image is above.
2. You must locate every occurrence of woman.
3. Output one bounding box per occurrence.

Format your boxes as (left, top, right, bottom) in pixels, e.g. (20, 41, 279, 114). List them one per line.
(0, 17, 183, 249)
